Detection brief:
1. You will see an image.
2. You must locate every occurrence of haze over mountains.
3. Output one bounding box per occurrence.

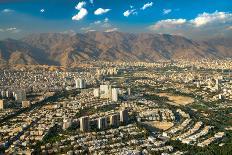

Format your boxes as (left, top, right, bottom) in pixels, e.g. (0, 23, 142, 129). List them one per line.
(0, 31, 231, 66)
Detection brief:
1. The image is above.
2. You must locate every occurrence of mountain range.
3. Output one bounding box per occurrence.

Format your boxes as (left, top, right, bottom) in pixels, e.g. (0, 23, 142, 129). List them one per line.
(0, 31, 231, 66)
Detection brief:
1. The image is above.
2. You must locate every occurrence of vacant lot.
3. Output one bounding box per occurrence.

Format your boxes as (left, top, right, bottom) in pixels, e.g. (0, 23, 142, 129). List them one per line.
(145, 121, 174, 131)
(157, 93, 194, 106)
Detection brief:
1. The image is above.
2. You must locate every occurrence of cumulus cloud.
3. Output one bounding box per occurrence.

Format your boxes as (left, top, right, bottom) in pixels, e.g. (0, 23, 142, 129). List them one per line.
(94, 8, 111, 15)
(94, 20, 101, 24)
(60, 30, 76, 36)
(75, 1, 86, 10)
(149, 11, 232, 39)
(141, 2, 153, 10)
(104, 18, 109, 23)
(82, 17, 116, 32)
(1, 9, 14, 13)
(72, 8, 88, 21)
(0, 27, 20, 33)
(72, 1, 88, 21)
(87, 29, 96, 32)
(227, 26, 232, 30)
(40, 9, 45, 13)
(105, 28, 119, 32)
(93, 18, 109, 25)
(150, 19, 186, 29)
(6, 27, 17, 31)
(190, 11, 232, 27)
(123, 9, 137, 17)
(163, 9, 172, 15)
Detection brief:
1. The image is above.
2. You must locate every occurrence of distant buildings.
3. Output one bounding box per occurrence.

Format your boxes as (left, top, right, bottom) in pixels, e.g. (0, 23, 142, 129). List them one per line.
(100, 85, 112, 99)
(1, 91, 6, 98)
(0, 99, 6, 109)
(98, 117, 108, 129)
(111, 88, 118, 102)
(94, 85, 119, 101)
(215, 78, 220, 90)
(110, 114, 120, 127)
(63, 118, 72, 130)
(14, 90, 26, 103)
(93, 88, 100, 97)
(80, 116, 90, 132)
(120, 109, 129, 124)
(127, 88, 131, 96)
(75, 78, 86, 89)
(6, 91, 13, 98)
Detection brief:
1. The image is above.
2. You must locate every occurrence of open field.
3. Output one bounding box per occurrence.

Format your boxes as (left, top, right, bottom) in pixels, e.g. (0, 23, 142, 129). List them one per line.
(144, 121, 174, 131)
(157, 93, 194, 106)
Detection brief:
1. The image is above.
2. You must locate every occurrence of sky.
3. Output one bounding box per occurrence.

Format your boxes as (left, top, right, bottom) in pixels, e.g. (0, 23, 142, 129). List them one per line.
(0, 0, 232, 40)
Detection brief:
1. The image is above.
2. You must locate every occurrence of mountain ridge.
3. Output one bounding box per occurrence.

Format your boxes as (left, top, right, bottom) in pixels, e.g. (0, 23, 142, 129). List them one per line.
(0, 32, 231, 66)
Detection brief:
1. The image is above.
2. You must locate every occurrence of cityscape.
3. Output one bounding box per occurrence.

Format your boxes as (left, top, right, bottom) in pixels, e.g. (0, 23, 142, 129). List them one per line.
(0, 60, 232, 154)
(0, 0, 232, 154)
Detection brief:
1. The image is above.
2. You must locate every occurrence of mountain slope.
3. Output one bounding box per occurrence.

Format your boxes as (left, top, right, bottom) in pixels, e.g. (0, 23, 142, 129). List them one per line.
(0, 32, 231, 66)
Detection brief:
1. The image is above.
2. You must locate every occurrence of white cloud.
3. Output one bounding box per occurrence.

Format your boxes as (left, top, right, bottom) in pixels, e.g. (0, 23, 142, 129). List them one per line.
(94, 20, 101, 24)
(72, 8, 88, 21)
(40, 9, 45, 13)
(104, 18, 109, 23)
(60, 30, 76, 36)
(93, 18, 109, 25)
(6, 27, 17, 31)
(150, 19, 186, 29)
(190, 11, 232, 27)
(102, 23, 111, 28)
(81, 26, 91, 31)
(149, 11, 232, 39)
(86, 29, 96, 33)
(227, 26, 232, 30)
(83, 17, 116, 32)
(141, 2, 153, 10)
(1, 9, 14, 13)
(94, 8, 111, 15)
(0, 27, 20, 33)
(163, 9, 172, 15)
(75, 1, 86, 10)
(105, 28, 119, 32)
(123, 9, 137, 17)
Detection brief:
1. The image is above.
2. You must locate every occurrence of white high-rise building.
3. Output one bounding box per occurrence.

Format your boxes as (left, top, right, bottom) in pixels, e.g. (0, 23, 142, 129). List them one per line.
(127, 88, 131, 96)
(110, 114, 119, 127)
(120, 109, 129, 124)
(100, 85, 112, 99)
(6, 91, 13, 98)
(215, 79, 220, 90)
(63, 118, 72, 130)
(14, 90, 26, 103)
(98, 117, 108, 129)
(111, 88, 118, 102)
(93, 88, 100, 97)
(75, 78, 86, 89)
(80, 116, 89, 132)
(196, 81, 200, 88)
(0, 100, 6, 109)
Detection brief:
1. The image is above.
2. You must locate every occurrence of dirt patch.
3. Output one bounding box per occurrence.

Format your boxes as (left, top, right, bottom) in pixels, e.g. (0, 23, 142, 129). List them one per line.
(158, 93, 194, 106)
(144, 121, 174, 131)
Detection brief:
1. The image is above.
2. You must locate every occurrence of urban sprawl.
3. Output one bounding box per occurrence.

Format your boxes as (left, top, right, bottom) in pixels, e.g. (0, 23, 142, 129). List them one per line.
(0, 59, 232, 155)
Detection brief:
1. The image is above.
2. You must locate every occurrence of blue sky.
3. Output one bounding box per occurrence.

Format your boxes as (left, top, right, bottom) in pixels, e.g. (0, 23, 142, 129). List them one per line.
(0, 0, 232, 39)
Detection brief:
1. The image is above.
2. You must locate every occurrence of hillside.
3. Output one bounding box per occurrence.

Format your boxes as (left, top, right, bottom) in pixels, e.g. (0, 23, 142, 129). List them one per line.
(0, 32, 231, 66)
